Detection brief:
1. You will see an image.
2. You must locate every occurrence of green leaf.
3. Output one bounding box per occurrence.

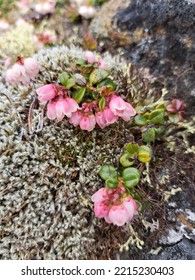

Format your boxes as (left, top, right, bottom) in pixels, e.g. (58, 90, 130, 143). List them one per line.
(149, 109, 165, 124)
(105, 178, 118, 189)
(122, 167, 140, 188)
(124, 143, 139, 154)
(92, 91, 99, 100)
(97, 78, 116, 92)
(72, 87, 86, 104)
(59, 72, 69, 86)
(99, 164, 117, 181)
(76, 58, 86, 65)
(134, 115, 148, 126)
(99, 97, 106, 110)
(142, 128, 156, 143)
(89, 69, 109, 85)
(120, 153, 134, 167)
(66, 78, 76, 89)
(138, 145, 152, 163)
(154, 127, 164, 135)
(155, 103, 165, 110)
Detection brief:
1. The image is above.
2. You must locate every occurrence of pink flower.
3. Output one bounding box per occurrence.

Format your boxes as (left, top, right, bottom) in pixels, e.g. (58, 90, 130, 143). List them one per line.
(109, 95, 136, 121)
(91, 188, 107, 204)
(36, 84, 57, 102)
(78, 5, 96, 19)
(23, 57, 39, 78)
(120, 102, 136, 121)
(79, 114, 96, 131)
(5, 63, 30, 85)
(94, 201, 109, 218)
(98, 60, 109, 70)
(91, 187, 137, 227)
(4, 57, 11, 68)
(103, 107, 119, 125)
(109, 95, 127, 116)
(34, 0, 55, 15)
(166, 99, 184, 113)
(47, 101, 56, 120)
(95, 110, 107, 129)
(83, 51, 95, 64)
(69, 110, 82, 127)
(55, 97, 79, 121)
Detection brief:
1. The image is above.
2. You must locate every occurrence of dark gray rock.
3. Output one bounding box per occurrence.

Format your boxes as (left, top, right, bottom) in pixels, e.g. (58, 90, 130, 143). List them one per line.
(91, 0, 195, 114)
(146, 238, 195, 260)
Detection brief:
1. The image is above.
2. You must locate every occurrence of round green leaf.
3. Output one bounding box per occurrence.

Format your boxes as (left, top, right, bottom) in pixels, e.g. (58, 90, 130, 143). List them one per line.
(142, 128, 156, 143)
(99, 164, 117, 181)
(138, 145, 152, 163)
(72, 87, 86, 104)
(120, 153, 134, 167)
(59, 72, 69, 86)
(149, 109, 165, 124)
(122, 167, 140, 188)
(66, 77, 76, 89)
(124, 143, 139, 154)
(105, 178, 118, 189)
(89, 69, 109, 85)
(134, 115, 148, 126)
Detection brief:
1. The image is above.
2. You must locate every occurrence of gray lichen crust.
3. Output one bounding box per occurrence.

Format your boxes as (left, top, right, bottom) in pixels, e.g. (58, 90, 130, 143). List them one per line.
(0, 46, 131, 260)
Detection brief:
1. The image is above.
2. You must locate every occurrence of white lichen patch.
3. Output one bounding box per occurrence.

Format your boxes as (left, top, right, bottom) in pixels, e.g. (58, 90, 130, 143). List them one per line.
(185, 209, 195, 223)
(0, 45, 132, 260)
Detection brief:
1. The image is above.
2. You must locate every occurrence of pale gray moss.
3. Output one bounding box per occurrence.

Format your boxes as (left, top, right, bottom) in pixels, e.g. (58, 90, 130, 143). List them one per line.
(0, 45, 130, 260)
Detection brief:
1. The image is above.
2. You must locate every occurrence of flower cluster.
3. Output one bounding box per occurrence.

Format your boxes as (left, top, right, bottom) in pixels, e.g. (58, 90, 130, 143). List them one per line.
(5, 57, 39, 85)
(37, 83, 136, 131)
(36, 84, 79, 120)
(91, 185, 137, 226)
(36, 50, 136, 131)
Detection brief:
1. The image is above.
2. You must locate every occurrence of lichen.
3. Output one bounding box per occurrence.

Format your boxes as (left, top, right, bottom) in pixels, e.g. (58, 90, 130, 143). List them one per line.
(0, 45, 138, 259)
(0, 21, 38, 59)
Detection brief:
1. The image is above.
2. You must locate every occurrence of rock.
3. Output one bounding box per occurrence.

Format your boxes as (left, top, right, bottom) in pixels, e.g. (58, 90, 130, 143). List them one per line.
(91, 0, 195, 114)
(146, 238, 195, 260)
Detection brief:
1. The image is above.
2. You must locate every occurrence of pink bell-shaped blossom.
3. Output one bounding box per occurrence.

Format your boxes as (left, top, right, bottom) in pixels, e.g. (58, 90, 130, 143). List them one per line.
(5, 63, 30, 85)
(47, 101, 56, 120)
(103, 107, 119, 125)
(109, 95, 127, 116)
(83, 51, 95, 64)
(78, 5, 96, 19)
(91, 186, 138, 227)
(36, 84, 57, 102)
(120, 102, 136, 121)
(69, 110, 82, 127)
(34, 0, 56, 15)
(91, 188, 107, 204)
(79, 114, 96, 131)
(95, 110, 107, 129)
(23, 57, 39, 79)
(94, 201, 109, 218)
(55, 97, 79, 121)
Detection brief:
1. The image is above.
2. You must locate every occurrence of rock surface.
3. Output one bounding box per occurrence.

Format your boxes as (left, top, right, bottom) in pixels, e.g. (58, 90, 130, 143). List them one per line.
(91, 0, 195, 259)
(91, 0, 195, 114)
(147, 238, 195, 260)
